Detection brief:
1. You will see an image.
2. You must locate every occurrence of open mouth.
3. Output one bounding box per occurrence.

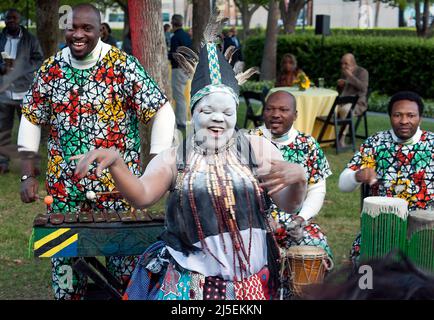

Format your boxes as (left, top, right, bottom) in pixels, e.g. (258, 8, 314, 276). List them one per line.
(208, 126, 224, 137)
(71, 41, 87, 51)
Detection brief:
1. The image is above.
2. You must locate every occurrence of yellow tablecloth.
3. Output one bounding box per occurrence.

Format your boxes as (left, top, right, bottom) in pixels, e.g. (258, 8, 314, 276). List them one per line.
(268, 87, 339, 141)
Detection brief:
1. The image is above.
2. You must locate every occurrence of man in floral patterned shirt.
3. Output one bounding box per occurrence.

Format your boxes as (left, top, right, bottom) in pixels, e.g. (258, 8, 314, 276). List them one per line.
(17, 4, 175, 299)
(339, 91, 433, 264)
(250, 90, 333, 257)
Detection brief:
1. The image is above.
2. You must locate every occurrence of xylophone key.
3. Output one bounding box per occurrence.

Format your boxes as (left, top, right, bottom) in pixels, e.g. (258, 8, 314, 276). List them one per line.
(34, 214, 50, 226)
(64, 212, 78, 223)
(133, 209, 152, 222)
(119, 211, 134, 222)
(79, 211, 94, 223)
(50, 213, 65, 225)
(93, 211, 106, 223)
(149, 210, 165, 221)
(107, 210, 120, 222)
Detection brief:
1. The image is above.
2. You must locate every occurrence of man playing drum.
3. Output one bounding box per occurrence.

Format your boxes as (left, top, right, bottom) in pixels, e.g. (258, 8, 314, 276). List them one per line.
(339, 91, 434, 265)
(250, 90, 333, 259)
(250, 90, 333, 298)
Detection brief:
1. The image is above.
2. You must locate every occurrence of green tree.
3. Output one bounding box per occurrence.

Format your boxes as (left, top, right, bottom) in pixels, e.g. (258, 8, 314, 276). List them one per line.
(260, 0, 279, 80)
(233, 0, 268, 40)
(414, 0, 434, 37)
(279, 0, 311, 34)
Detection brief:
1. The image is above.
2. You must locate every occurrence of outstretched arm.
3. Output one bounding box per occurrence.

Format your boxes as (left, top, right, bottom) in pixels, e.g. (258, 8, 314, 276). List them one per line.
(72, 147, 176, 208)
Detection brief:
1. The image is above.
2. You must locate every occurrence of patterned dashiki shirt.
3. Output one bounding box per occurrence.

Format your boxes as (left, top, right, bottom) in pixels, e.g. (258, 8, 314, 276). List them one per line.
(22, 47, 168, 213)
(249, 126, 333, 259)
(249, 126, 332, 185)
(346, 129, 434, 211)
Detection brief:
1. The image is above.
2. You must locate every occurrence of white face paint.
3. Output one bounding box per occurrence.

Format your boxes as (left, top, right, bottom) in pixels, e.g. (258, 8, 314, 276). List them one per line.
(192, 91, 237, 152)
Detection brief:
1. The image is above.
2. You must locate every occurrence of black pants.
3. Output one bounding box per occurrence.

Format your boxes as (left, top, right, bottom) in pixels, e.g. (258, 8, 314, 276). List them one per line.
(0, 97, 22, 162)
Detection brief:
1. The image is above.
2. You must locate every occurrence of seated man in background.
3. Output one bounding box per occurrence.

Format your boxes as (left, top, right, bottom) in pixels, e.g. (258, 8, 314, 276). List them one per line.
(250, 90, 333, 257)
(336, 53, 369, 147)
(339, 91, 434, 265)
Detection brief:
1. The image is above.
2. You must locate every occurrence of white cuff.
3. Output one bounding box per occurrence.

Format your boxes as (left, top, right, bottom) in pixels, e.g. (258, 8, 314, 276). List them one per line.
(339, 168, 361, 192)
(298, 180, 326, 221)
(17, 115, 41, 153)
(150, 101, 176, 154)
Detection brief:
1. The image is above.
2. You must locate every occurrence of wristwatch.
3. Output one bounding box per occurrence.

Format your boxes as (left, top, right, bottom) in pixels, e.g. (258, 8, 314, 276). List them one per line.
(21, 174, 35, 182)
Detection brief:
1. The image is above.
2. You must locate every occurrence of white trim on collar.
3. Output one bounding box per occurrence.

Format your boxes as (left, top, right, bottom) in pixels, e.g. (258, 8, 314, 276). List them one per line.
(259, 125, 298, 145)
(390, 127, 422, 145)
(61, 38, 111, 70)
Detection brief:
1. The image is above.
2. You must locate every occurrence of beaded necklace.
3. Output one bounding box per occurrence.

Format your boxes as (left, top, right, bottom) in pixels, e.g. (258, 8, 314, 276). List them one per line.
(181, 138, 268, 282)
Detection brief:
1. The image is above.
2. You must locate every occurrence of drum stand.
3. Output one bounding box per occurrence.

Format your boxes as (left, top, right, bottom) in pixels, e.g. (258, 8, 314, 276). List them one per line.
(73, 257, 124, 300)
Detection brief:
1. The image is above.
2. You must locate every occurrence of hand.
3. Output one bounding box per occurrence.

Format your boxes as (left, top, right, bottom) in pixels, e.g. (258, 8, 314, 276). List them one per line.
(342, 67, 353, 78)
(70, 147, 122, 179)
(258, 160, 306, 196)
(337, 79, 346, 88)
(286, 216, 306, 242)
(267, 215, 280, 233)
(4, 59, 14, 73)
(20, 177, 39, 203)
(355, 167, 377, 185)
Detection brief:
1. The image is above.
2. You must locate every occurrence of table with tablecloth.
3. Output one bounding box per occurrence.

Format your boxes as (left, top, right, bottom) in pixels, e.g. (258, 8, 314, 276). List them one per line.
(267, 87, 339, 142)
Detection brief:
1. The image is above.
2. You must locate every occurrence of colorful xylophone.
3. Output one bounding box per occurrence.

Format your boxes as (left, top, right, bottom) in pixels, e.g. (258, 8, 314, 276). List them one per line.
(31, 209, 165, 258)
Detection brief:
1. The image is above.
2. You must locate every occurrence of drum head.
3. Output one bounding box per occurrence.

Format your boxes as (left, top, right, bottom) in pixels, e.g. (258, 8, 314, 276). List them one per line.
(362, 196, 408, 219)
(408, 209, 434, 237)
(409, 210, 434, 222)
(286, 245, 327, 257)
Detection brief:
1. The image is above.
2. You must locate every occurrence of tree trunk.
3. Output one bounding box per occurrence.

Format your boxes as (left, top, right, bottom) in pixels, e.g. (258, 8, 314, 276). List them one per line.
(260, 0, 278, 81)
(128, 0, 171, 167)
(114, 0, 129, 38)
(35, 0, 60, 59)
(398, 7, 405, 27)
(280, 0, 306, 34)
(192, 0, 211, 53)
(374, 0, 380, 27)
(235, 1, 260, 41)
(415, 0, 431, 37)
(422, 0, 430, 35)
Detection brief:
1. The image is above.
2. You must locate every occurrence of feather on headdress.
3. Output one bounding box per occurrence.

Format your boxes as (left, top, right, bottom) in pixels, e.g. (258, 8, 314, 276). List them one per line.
(173, 9, 259, 109)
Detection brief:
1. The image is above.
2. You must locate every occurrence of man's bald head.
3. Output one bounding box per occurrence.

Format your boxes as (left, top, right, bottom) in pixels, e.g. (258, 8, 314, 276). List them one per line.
(266, 90, 297, 111)
(72, 3, 101, 25)
(263, 90, 298, 136)
(341, 53, 357, 73)
(65, 3, 101, 60)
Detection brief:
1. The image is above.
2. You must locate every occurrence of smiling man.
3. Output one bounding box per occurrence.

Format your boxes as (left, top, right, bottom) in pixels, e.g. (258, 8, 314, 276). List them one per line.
(249, 91, 333, 298)
(17, 3, 175, 300)
(339, 91, 434, 265)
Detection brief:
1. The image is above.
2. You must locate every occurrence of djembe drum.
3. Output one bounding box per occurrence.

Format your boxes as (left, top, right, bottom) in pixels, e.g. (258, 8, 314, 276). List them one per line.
(360, 196, 408, 261)
(406, 210, 434, 273)
(283, 245, 332, 297)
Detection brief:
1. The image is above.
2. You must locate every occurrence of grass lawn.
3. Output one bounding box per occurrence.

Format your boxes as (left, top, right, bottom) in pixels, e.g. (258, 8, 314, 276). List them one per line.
(1, 108, 434, 300)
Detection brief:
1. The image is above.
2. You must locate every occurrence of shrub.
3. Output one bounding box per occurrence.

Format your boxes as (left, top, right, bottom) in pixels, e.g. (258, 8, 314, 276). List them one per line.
(243, 34, 434, 98)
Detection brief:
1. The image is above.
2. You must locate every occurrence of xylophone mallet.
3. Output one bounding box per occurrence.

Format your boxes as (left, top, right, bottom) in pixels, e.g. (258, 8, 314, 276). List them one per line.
(86, 190, 121, 201)
(38, 195, 53, 205)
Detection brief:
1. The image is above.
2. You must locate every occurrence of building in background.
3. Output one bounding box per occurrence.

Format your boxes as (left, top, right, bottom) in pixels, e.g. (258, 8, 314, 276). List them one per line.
(98, 0, 422, 31)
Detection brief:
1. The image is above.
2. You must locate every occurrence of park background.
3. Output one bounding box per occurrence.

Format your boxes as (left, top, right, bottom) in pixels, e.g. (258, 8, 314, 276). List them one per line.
(1, 0, 434, 299)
